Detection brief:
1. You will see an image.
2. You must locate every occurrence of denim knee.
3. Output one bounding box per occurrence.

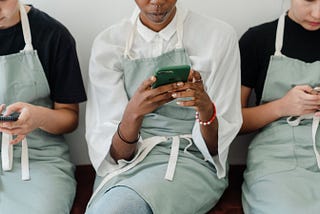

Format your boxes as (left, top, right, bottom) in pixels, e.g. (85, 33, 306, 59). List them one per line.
(86, 186, 152, 214)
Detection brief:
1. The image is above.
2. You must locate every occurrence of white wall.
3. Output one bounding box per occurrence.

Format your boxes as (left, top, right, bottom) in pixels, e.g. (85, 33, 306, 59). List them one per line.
(23, 0, 290, 165)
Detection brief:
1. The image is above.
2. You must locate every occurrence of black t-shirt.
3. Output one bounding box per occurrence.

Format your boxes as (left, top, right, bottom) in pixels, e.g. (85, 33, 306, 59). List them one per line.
(0, 6, 87, 103)
(240, 15, 320, 105)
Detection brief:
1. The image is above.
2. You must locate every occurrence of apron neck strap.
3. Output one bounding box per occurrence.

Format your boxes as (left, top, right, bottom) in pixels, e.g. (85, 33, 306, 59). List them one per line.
(274, 12, 286, 56)
(19, 2, 34, 52)
(175, 12, 184, 49)
(124, 8, 186, 59)
(312, 116, 320, 168)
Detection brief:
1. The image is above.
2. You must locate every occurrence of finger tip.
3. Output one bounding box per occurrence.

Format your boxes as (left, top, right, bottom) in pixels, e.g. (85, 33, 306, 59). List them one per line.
(177, 82, 184, 87)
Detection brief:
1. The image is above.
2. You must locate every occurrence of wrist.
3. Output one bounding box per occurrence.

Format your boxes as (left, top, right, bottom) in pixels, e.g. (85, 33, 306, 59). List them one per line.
(122, 110, 144, 127)
(196, 102, 216, 126)
(117, 122, 140, 144)
(35, 105, 47, 129)
(120, 111, 143, 144)
(123, 105, 144, 124)
(272, 99, 285, 118)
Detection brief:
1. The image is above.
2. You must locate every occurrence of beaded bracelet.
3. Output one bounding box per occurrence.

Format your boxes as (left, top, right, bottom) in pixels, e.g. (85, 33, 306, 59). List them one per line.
(195, 103, 216, 126)
(117, 122, 140, 144)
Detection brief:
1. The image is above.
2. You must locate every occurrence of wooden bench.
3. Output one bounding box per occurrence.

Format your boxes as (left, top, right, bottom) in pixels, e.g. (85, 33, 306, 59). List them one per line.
(70, 165, 245, 214)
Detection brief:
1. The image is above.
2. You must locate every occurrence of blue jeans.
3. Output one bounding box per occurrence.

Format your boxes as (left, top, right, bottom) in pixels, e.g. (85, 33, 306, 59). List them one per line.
(86, 186, 153, 214)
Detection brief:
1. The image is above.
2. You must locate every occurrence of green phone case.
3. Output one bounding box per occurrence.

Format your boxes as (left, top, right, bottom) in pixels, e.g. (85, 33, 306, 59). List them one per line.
(151, 65, 190, 88)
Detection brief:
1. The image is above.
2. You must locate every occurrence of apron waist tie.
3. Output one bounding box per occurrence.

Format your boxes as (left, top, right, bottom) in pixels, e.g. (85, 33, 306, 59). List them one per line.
(312, 116, 320, 168)
(87, 134, 192, 208)
(1, 133, 30, 181)
(165, 136, 180, 181)
(165, 135, 193, 181)
(287, 113, 320, 169)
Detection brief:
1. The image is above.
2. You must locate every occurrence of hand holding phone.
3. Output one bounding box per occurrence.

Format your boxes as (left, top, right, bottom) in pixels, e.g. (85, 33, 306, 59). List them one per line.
(0, 112, 20, 122)
(151, 65, 190, 89)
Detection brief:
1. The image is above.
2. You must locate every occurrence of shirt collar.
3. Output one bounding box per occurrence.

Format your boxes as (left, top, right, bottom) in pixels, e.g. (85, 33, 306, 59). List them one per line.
(136, 9, 178, 43)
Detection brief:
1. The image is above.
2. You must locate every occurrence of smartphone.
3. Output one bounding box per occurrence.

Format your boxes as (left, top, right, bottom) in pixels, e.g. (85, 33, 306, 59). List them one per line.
(0, 112, 20, 122)
(310, 86, 320, 95)
(151, 65, 190, 89)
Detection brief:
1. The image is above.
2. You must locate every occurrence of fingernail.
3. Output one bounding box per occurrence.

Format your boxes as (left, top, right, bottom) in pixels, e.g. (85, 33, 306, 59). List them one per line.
(176, 101, 181, 105)
(172, 93, 177, 98)
(177, 82, 184, 86)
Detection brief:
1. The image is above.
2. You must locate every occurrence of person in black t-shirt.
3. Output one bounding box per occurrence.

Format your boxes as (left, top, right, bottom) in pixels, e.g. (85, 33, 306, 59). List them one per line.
(0, 1, 86, 213)
(240, 0, 320, 213)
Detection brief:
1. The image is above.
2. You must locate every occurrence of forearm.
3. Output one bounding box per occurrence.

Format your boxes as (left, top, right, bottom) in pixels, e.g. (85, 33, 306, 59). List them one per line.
(38, 104, 79, 134)
(197, 103, 218, 155)
(200, 118, 219, 155)
(240, 99, 283, 133)
(110, 111, 143, 162)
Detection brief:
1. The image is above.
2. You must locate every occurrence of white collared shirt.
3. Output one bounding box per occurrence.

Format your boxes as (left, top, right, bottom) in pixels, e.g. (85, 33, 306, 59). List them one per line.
(135, 10, 177, 58)
(86, 6, 242, 179)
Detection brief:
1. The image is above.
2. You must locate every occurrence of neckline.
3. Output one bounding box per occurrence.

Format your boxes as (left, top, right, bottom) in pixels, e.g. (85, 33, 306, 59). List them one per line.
(0, 6, 34, 35)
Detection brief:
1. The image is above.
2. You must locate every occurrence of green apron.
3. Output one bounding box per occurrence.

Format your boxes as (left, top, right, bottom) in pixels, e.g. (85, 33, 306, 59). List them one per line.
(88, 10, 227, 214)
(242, 13, 320, 214)
(0, 4, 75, 214)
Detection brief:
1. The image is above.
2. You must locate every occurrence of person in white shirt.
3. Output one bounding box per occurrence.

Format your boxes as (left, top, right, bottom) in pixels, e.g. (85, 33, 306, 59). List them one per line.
(85, 0, 242, 213)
